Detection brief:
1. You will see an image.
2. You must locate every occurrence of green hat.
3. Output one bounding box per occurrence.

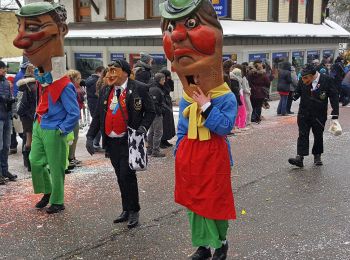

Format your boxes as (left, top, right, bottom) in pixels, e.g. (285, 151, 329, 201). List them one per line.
(15, 2, 60, 17)
(160, 0, 203, 20)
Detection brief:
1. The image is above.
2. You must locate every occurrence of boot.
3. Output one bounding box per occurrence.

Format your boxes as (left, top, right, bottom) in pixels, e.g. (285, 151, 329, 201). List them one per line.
(127, 211, 139, 229)
(0, 176, 6, 185)
(46, 204, 65, 214)
(212, 243, 229, 260)
(35, 194, 51, 209)
(23, 149, 31, 172)
(314, 154, 323, 166)
(190, 246, 212, 260)
(288, 155, 304, 168)
(3, 171, 17, 181)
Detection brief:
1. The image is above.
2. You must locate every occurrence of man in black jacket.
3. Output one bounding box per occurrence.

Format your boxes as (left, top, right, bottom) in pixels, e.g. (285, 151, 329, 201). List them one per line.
(288, 64, 339, 167)
(86, 59, 155, 228)
(147, 73, 166, 157)
(85, 66, 104, 150)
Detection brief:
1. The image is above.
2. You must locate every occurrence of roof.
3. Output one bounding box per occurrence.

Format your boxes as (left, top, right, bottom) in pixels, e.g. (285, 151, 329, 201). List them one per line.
(66, 19, 350, 39)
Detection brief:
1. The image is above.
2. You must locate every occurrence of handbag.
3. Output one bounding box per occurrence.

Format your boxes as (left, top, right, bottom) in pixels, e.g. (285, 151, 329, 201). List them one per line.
(328, 119, 342, 136)
(117, 96, 148, 171)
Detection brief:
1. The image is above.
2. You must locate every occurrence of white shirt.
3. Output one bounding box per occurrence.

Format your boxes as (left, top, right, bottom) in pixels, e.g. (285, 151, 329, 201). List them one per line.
(108, 78, 128, 138)
(311, 72, 320, 91)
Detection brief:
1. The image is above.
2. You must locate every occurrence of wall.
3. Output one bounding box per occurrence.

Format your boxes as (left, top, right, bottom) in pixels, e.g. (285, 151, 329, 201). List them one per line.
(0, 11, 23, 58)
(298, 0, 306, 23)
(231, 0, 244, 20)
(313, 0, 322, 24)
(256, 0, 268, 21)
(278, 0, 289, 23)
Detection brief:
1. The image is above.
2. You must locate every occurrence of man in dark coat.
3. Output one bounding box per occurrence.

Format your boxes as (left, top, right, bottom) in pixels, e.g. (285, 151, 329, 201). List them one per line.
(159, 68, 175, 148)
(288, 64, 339, 167)
(134, 52, 153, 84)
(85, 65, 104, 149)
(86, 59, 155, 228)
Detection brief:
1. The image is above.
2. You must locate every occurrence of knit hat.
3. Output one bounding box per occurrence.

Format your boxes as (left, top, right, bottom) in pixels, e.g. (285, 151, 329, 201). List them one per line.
(110, 59, 131, 76)
(301, 64, 316, 76)
(140, 52, 152, 64)
(232, 68, 242, 77)
(0, 61, 7, 69)
(154, 73, 165, 83)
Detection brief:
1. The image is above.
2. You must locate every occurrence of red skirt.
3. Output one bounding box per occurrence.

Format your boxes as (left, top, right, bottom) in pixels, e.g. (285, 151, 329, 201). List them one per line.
(175, 134, 236, 220)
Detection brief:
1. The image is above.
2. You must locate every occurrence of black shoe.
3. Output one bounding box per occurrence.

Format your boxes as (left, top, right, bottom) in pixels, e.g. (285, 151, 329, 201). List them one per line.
(288, 155, 304, 168)
(152, 151, 166, 158)
(212, 243, 228, 260)
(0, 176, 6, 185)
(4, 171, 17, 181)
(287, 111, 295, 114)
(190, 246, 212, 260)
(46, 204, 65, 214)
(314, 154, 323, 166)
(35, 194, 51, 209)
(65, 169, 72, 174)
(159, 143, 168, 149)
(147, 149, 153, 156)
(113, 211, 129, 223)
(8, 148, 17, 155)
(127, 211, 139, 229)
(162, 140, 173, 147)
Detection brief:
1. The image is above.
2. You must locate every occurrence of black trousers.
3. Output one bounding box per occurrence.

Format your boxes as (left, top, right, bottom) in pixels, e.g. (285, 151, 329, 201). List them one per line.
(297, 114, 326, 156)
(106, 136, 140, 212)
(250, 98, 264, 122)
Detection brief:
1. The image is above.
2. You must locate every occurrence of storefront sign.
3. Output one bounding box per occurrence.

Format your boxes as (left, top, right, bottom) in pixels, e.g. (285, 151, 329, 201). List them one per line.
(323, 50, 334, 57)
(272, 52, 289, 59)
(152, 54, 166, 60)
(249, 53, 268, 62)
(110, 53, 124, 61)
(74, 53, 102, 59)
(292, 51, 304, 58)
(222, 54, 231, 61)
(212, 0, 228, 17)
(307, 50, 320, 56)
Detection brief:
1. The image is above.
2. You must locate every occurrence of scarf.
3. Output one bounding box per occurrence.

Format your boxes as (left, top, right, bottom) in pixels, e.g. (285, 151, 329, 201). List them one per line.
(183, 83, 231, 141)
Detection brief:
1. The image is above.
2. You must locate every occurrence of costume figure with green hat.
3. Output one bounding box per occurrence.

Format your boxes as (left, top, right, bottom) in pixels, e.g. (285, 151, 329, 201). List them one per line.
(13, 2, 80, 214)
(160, 0, 237, 259)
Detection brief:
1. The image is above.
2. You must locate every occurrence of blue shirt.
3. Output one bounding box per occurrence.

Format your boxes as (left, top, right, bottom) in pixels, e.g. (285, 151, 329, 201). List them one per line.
(175, 92, 237, 165)
(38, 82, 80, 135)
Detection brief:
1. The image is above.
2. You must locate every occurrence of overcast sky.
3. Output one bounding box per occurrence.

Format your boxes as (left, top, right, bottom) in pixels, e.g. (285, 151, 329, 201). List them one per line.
(0, 0, 24, 9)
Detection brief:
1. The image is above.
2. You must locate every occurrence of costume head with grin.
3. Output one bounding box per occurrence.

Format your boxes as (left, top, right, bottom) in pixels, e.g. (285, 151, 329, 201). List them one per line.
(160, 0, 224, 96)
(13, 2, 68, 72)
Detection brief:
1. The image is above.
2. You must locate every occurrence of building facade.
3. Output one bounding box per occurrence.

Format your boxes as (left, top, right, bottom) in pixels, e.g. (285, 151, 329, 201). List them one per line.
(24, 0, 350, 97)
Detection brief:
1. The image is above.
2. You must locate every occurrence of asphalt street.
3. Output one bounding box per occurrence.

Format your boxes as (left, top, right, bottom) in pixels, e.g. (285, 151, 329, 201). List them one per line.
(1, 100, 350, 260)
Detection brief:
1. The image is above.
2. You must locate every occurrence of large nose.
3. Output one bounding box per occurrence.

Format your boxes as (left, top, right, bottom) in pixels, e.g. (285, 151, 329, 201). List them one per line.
(171, 24, 187, 43)
(13, 30, 32, 49)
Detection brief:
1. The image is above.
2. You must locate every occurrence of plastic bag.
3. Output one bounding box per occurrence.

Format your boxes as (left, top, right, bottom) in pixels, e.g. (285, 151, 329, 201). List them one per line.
(328, 119, 342, 136)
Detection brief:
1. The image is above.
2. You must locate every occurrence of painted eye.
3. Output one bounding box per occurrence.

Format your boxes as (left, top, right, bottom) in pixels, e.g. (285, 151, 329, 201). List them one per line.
(167, 22, 175, 33)
(185, 18, 198, 29)
(26, 24, 40, 32)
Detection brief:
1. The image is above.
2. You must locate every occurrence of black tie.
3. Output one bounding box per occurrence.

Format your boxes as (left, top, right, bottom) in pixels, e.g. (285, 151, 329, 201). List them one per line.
(116, 88, 121, 99)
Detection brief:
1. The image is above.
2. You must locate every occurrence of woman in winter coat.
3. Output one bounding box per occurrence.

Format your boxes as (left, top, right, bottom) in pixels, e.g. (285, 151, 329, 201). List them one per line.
(17, 64, 36, 171)
(248, 64, 271, 123)
(230, 67, 246, 131)
(241, 64, 253, 127)
(277, 62, 292, 116)
(223, 59, 242, 108)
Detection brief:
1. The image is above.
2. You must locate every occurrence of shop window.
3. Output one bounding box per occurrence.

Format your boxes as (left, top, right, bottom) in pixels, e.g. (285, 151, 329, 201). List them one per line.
(129, 53, 167, 74)
(244, 0, 256, 20)
(107, 0, 126, 20)
(74, 0, 91, 22)
(268, 0, 279, 22)
(305, 0, 314, 24)
(292, 51, 305, 74)
(75, 53, 104, 79)
(289, 0, 298, 23)
(145, 0, 165, 18)
(307, 50, 320, 64)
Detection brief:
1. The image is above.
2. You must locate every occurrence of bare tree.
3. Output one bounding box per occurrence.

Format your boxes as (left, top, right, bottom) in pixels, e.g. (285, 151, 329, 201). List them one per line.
(328, 0, 350, 31)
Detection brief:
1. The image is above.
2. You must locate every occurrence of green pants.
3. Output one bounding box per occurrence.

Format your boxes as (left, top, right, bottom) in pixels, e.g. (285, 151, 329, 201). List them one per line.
(29, 122, 67, 205)
(188, 210, 229, 249)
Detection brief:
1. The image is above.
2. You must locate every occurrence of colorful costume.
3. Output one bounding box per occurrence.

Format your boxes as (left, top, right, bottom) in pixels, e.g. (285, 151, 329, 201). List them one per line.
(13, 2, 80, 213)
(160, 0, 237, 258)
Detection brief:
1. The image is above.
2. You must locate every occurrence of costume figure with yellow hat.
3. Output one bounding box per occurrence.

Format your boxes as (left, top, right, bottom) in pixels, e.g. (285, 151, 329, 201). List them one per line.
(13, 2, 80, 214)
(160, 0, 237, 259)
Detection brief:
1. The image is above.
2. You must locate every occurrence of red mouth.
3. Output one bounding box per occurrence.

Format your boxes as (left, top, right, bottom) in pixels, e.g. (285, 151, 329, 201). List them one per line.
(174, 48, 203, 58)
(23, 37, 52, 56)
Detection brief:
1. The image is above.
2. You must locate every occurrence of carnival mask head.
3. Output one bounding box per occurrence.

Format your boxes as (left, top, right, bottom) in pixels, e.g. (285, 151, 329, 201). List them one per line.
(105, 59, 131, 86)
(160, 0, 224, 96)
(13, 2, 68, 72)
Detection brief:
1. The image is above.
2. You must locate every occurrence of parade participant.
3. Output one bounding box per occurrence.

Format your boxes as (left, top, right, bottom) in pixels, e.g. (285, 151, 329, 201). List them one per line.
(288, 64, 339, 167)
(0, 61, 18, 185)
(160, 1, 237, 259)
(86, 59, 155, 229)
(13, 2, 80, 213)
